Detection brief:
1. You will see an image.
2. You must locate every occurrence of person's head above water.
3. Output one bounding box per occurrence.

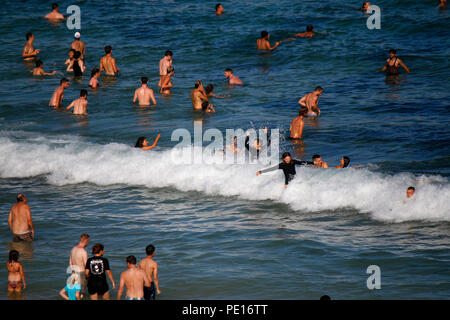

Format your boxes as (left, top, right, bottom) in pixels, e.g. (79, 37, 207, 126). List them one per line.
(9, 250, 19, 263)
(80, 89, 88, 98)
(104, 45, 112, 54)
(92, 243, 104, 255)
(74, 32, 81, 40)
(165, 50, 173, 60)
(17, 193, 26, 202)
(126, 255, 137, 266)
(91, 68, 100, 78)
(60, 78, 69, 86)
(68, 48, 76, 58)
(215, 3, 224, 14)
(389, 49, 397, 58)
(261, 31, 269, 39)
(312, 154, 323, 165)
(141, 76, 148, 84)
(135, 136, 148, 148)
(194, 80, 202, 89)
(306, 24, 314, 32)
(406, 186, 415, 198)
(205, 84, 214, 95)
(26, 32, 34, 41)
(146, 244, 155, 256)
(35, 60, 43, 68)
(314, 86, 324, 95)
(224, 68, 233, 78)
(299, 106, 308, 117)
(341, 156, 350, 168)
(281, 152, 292, 163)
(52, 3, 59, 11)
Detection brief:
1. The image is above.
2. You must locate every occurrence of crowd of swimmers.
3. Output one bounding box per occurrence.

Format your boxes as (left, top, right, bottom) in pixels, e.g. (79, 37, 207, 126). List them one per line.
(8, 1, 432, 299)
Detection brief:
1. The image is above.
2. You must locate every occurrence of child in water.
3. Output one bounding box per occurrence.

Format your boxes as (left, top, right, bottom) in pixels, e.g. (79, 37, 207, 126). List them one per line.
(60, 271, 82, 300)
(6, 250, 26, 292)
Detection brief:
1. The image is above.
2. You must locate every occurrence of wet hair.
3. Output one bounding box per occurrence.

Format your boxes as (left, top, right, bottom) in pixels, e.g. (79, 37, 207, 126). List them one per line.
(407, 186, 415, 192)
(60, 78, 69, 85)
(69, 48, 76, 55)
(92, 243, 104, 254)
(312, 154, 321, 161)
(342, 156, 350, 168)
(73, 51, 81, 59)
(9, 250, 19, 263)
(141, 77, 148, 84)
(35, 60, 43, 67)
(215, 3, 222, 10)
(261, 31, 268, 38)
(194, 80, 202, 89)
(80, 233, 90, 242)
(52, 3, 59, 10)
(80, 89, 88, 97)
(281, 152, 291, 159)
(135, 137, 147, 148)
(306, 25, 314, 32)
(104, 46, 112, 54)
(205, 84, 214, 95)
(126, 255, 137, 265)
(146, 244, 155, 256)
(299, 106, 308, 116)
(165, 50, 173, 57)
(17, 194, 25, 202)
(389, 49, 397, 54)
(225, 68, 232, 73)
(26, 32, 33, 40)
(315, 86, 323, 92)
(91, 68, 99, 78)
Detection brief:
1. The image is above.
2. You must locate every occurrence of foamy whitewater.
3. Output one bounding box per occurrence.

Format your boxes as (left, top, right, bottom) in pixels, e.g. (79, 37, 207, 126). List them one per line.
(1, 131, 448, 223)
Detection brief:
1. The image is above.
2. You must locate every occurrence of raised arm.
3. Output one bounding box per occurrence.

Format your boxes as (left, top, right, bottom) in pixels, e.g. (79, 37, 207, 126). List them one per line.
(141, 134, 161, 150)
(256, 163, 281, 175)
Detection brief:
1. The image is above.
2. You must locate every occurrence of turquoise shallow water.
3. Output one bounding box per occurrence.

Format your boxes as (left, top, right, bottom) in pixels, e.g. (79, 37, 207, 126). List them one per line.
(0, 0, 449, 299)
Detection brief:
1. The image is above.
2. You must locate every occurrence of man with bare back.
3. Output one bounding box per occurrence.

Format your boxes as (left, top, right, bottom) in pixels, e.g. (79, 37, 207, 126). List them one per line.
(23, 32, 40, 61)
(298, 86, 323, 117)
(70, 233, 90, 294)
(290, 107, 309, 139)
(100, 46, 120, 76)
(133, 77, 157, 106)
(8, 194, 34, 242)
(66, 89, 88, 115)
(138, 244, 161, 300)
(49, 78, 70, 108)
(117, 256, 150, 300)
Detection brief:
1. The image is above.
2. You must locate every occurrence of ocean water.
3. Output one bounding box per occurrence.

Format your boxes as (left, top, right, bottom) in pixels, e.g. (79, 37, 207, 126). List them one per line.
(0, 0, 449, 300)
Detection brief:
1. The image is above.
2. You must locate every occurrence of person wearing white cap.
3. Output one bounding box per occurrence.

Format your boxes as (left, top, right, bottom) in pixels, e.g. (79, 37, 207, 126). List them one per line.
(71, 32, 85, 60)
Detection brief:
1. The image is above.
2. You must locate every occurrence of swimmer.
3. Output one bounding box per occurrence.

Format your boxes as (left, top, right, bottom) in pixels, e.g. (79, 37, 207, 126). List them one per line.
(160, 66, 174, 95)
(60, 272, 82, 300)
(100, 46, 120, 76)
(117, 256, 150, 300)
(298, 86, 323, 117)
(49, 78, 69, 108)
(133, 77, 157, 106)
(245, 127, 271, 160)
(30, 60, 56, 76)
(8, 194, 34, 242)
(312, 154, 328, 168)
(361, 2, 371, 13)
(202, 101, 216, 113)
(290, 107, 308, 139)
(215, 3, 224, 15)
(224, 136, 242, 154)
(69, 233, 90, 295)
(257, 31, 280, 50)
(295, 25, 315, 38)
(378, 49, 410, 75)
(45, 3, 65, 20)
(257, 152, 313, 188)
(224, 68, 243, 85)
(85, 243, 115, 300)
(71, 32, 85, 60)
(336, 156, 350, 168)
(158, 50, 173, 88)
(438, 0, 447, 9)
(135, 134, 161, 150)
(6, 250, 26, 292)
(89, 68, 101, 88)
(66, 89, 88, 115)
(65, 49, 76, 72)
(23, 32, 40, 61)
(191, 80, 208, 110)
(71, 51, 85, 77)
(406, 186, 415, 198)
(205, 84, 225, 98)
(138, 245, 161, 300)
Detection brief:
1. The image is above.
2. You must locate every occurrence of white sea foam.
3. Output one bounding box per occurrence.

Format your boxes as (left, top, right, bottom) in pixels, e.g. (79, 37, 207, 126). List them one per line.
(0, 133, 449, 223)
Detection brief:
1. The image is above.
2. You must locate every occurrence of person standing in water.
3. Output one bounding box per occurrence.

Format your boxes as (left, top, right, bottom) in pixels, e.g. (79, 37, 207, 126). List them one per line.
(138, 245, 161, 300)
(336, 156, 350, 168)
(45, 3, 65, 20)
(117, 256, 150, 300)
(378, 49, 410, 75)
(49, 78, 69, 108)
(215, 3, 224, 15)
(224, 68, 243, 85)
(256, 152, 312, 188)
(298, 86, 323, 117)
(100, 46, 120, 76)
(65, 49, 76, 72)
(191, 80, 208, 110)
(85, 243, 115, 300)
(89, 68, 101, 88)
(8, 194, 34, 242)
(133, 77, 157, 106)
(23, 32, 40, 61)
(66, 89, 88, 115)
(135, 134, 161, 150)
(257, 31, 280, 50)
(71, 32, 85, 60)
(158, 50, 173, 89)
(71, 51, 85, 77)
(70, 233, 90, 295)
(6, 250, 26, 293)
(60, 272, 82, 300)
(290, 107, 309, 139)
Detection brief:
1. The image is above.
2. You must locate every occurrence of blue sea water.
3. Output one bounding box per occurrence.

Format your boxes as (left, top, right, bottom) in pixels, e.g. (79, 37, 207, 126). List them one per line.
(0, 0, 449, 299)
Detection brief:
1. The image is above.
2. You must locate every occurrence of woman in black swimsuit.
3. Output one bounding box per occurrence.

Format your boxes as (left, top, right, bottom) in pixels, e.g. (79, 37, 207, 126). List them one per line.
(72, 51, 85, 77)
(379, 49, 410, 75)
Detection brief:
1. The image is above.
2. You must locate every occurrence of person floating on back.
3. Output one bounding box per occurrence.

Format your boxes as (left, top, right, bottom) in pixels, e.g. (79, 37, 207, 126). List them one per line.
(257, 31, 280, 50)
(256, 151, 313, 188)
(66, 89, 88, 115)
(133, 77, 157, 106)
(45, 3, 65, 20)
(49, 78, 70, 108)
(135, 135, 161, 150)
(30, 60, 56, 76)
(378, 49, 410, 75)
(298, 86, 323, 117)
